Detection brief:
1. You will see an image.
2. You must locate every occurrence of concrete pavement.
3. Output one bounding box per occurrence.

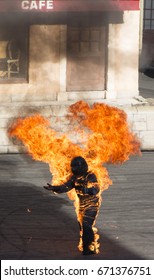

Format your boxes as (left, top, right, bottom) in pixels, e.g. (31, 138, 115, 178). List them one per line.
(0, 152, 154, 260)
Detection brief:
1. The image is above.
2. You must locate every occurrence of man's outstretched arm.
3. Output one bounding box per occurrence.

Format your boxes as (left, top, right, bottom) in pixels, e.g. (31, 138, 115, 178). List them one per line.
(44, 177, 75, 193)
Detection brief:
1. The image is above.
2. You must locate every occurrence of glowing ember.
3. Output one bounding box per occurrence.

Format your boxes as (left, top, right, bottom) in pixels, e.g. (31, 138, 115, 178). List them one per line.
(8, 101, 141, 254)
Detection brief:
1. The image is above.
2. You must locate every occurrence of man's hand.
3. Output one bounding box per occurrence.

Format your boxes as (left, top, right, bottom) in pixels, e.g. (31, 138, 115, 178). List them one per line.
(43, 183, 54, 191)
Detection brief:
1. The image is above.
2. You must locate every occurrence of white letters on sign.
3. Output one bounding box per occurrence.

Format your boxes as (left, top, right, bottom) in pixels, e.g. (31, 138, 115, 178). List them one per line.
(21, 0, 54, 10)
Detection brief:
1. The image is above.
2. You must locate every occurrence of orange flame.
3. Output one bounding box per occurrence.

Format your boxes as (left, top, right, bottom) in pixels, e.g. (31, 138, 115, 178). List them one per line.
(8, 101, 141, 253)
(8, 101, 141, 193)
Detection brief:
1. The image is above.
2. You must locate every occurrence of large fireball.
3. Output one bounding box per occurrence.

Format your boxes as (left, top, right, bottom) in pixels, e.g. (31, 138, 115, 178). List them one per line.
(8, 101, 141, 193)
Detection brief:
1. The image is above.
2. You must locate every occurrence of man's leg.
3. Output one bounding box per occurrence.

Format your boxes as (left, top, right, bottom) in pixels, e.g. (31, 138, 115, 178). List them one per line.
(82, 207, 98, 254)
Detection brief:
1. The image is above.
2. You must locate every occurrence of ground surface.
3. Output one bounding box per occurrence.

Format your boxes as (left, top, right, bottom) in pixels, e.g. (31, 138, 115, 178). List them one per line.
(0, 152, 154, 260)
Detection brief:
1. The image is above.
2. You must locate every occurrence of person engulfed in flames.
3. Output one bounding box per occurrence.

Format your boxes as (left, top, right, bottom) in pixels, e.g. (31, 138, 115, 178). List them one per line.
(9, 101, 141, 255)
(44, 156, 100, 255)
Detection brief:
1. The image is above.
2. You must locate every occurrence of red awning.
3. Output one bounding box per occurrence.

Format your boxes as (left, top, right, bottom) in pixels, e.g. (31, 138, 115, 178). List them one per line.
(0, 1, 140, 13)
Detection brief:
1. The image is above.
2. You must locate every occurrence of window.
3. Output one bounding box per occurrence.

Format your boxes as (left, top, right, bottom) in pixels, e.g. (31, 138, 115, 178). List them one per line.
(143, 0, 154, 29)
(0, 23, 28, 83)
(66, 14, 106, 91)
(68, 27, 102, 55)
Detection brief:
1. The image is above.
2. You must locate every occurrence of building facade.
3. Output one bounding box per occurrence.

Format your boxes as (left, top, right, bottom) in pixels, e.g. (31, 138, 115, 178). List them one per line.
(0, 0, 140, 102)
(1, 1, 154, 152)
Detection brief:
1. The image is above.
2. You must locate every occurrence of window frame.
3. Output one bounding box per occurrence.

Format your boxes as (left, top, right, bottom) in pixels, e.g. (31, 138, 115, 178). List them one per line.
(143, 0, 154, 30)
(0, 22, 29, 84)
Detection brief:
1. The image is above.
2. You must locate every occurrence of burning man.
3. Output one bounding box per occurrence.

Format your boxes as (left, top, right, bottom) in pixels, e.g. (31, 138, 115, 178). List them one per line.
(44, 156, 100, 255)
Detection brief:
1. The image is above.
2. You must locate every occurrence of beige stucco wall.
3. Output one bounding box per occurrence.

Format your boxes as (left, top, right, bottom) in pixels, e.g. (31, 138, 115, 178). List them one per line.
(106, 11, 140, 99)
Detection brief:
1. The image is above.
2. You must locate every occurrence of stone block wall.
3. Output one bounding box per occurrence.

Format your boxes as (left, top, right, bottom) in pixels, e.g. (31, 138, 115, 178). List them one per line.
(125, 105, 154, 150)
(0, 102, 154, 153)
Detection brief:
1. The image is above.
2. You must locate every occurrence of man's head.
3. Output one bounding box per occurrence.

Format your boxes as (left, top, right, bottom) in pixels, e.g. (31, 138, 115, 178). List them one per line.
(71, 156, 88, 176)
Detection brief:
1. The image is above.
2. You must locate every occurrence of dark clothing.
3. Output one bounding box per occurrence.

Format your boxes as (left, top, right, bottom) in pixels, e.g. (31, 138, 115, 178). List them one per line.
(51, 172, 100, 253)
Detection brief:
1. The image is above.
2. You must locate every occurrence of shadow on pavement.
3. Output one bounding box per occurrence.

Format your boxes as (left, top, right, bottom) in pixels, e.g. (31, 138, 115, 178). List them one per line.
(0, 181, 144, 260)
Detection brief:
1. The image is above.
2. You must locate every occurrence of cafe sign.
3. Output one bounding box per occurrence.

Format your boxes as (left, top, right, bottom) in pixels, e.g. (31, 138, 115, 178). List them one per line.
(0, 1, 140, 12)
(21, 1, 53, 11)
